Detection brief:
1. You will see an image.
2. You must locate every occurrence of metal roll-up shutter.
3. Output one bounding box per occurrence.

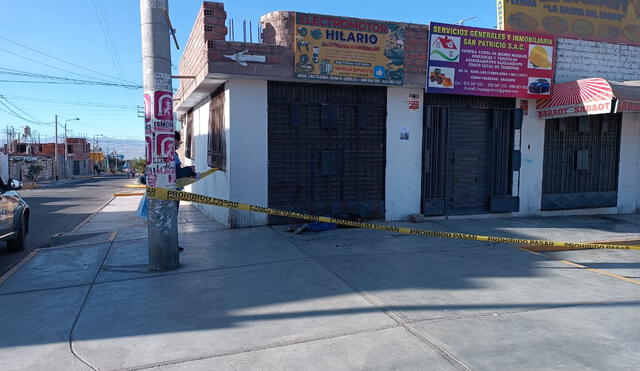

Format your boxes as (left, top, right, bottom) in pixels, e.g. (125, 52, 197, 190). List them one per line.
(542, 113, 622, 210)
(268, 82, 386, 222)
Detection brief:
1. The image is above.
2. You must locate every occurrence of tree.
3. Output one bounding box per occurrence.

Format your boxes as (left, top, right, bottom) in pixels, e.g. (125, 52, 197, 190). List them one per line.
(130, 157, 146, 175)
(26, 164, 44, 183)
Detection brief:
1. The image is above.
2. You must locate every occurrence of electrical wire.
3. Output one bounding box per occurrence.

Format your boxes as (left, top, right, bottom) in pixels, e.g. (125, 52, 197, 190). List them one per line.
(0, 99, 54, 126)
(0, 35, 137, 85)
(0, 68, 141, 89)
(3, 95, 137, 109)
(93, 0, 126, 81)
(0, 46, 131, 85)
(0, 94, 45, 123)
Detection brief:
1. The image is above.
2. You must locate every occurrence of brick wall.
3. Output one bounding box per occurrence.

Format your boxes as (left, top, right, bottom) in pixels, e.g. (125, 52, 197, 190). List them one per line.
(555, 38, 640, 83)
(175, 3, 212, 105)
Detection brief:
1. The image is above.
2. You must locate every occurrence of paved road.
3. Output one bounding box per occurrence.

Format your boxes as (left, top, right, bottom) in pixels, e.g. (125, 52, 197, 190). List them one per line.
(0, 176, 130, 276)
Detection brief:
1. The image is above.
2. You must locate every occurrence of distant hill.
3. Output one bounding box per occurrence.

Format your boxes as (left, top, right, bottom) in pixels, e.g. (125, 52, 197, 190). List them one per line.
(95, 137, 145, 160)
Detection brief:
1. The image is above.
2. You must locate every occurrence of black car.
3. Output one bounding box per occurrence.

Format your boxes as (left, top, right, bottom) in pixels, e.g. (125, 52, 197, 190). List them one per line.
(529, 79, 551, 94)
(0, 177, 29, 252)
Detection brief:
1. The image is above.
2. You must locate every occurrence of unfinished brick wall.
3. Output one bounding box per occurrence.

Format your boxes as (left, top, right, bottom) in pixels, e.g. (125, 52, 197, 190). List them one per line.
(260, 11, 295, 48)
(403, 24, 430, 86)
(554, 38, 640, 83)
(176, 1, 432, 112)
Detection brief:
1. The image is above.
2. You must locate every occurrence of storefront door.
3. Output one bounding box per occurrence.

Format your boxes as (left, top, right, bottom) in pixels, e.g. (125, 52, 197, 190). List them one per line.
(423, 103, 521, 216)
(541, 114, 622, 210)
(267, 82, 387, 221)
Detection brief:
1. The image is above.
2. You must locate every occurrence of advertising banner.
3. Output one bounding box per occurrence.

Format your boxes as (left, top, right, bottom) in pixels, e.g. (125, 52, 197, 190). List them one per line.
(536, 78, 614, 119)
(497, 0, 640, 45)
(294, 12, 406, 85)
(426, 22, 555, 99)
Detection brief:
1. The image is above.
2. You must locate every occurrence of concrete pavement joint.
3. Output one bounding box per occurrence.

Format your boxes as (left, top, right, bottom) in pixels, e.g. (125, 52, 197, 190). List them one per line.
(68, 239, 116, 371)
(0, 250, 39, 285)
(271, 226, 472, 371)
(518, 247, 640, 287)
(123, 324, 401, 371)
(403, 296, 640, 325)
(92, 256, 314, 286)
(0, 282, 92, 297)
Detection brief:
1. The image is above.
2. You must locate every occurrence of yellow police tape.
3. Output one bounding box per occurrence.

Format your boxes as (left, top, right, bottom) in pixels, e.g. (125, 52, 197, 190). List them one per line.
(116, 168, 220, 196)
(176, 167, 218, 188)
(147, 187, 640, 251)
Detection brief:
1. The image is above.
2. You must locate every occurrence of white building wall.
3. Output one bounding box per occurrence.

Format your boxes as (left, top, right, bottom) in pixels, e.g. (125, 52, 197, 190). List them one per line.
(226, 79, 268, 227)
(517, 99, 545, 216)
(617, 112, 640, 214)
(188, 95, 231, 225)
(555, 38, 640, 83)
(385, 87, 423, 220)
(184, 79, 268, 228)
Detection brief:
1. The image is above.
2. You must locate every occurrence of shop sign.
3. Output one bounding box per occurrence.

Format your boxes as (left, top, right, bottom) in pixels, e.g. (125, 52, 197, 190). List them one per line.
(294, 12, 405, 85)
(497, 0, 640, 45)
(426, 22, 555, 99)
(617, 100, 640, 112)
(537, 100, 612, 119)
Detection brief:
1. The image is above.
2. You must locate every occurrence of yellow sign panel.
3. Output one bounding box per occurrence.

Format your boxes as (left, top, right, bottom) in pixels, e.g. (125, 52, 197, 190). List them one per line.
(498, 0, 640, 45)
(293, 12, 406, 85)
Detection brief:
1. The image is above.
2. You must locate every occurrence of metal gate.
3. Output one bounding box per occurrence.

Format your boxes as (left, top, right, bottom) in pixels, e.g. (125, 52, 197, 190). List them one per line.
(73, 161, 80, 175)
(422, 105, 522, 216)
(268, 82, 386, 221)
(541, 114, 622, 210)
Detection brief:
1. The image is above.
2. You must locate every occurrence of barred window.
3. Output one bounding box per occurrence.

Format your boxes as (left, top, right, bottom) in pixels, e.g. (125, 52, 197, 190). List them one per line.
(208, 86, 226, 170)
(184, 110, 194, 159)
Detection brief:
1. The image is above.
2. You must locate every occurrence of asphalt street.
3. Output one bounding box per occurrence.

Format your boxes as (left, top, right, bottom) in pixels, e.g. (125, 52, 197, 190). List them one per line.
(0, 176, 130, 276)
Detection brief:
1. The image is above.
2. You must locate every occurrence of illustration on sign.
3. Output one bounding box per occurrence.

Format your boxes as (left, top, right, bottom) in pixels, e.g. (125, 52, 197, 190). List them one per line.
(497, 0, 640, 45)
(145, 135, 153, 165)
(155, 133, 174, 159)
(426, 23, 555, 99)
(294, 12, 406, 85)
(408, 94, 420, 111)
(154, 91, 173, 121)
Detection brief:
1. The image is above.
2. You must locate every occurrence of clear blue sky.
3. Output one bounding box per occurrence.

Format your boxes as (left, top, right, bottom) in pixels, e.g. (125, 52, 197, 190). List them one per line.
(0, 0, 497, 143)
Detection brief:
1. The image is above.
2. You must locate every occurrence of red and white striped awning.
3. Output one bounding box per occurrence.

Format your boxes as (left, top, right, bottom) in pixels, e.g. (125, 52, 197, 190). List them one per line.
(537, 78, 614, 119)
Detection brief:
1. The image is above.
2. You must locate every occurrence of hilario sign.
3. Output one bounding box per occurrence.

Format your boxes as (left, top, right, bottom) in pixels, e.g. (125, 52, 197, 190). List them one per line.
(294, 13, 405, 85)
(497, 0, 640, 45)
(426, 22, 555, 99)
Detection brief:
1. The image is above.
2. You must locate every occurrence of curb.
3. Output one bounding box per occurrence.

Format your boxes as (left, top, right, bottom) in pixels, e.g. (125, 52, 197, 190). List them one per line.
(22, 184, 41, 189)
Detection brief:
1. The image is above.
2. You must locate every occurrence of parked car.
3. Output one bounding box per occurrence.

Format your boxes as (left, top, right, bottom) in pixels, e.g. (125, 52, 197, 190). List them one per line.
(0, 177, 29, 252)
(529, 79, 551, 94)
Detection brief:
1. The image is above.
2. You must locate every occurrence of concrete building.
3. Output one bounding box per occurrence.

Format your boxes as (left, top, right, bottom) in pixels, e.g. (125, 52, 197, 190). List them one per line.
(6, 137, 93, 180)
(175, 1, 640, 227)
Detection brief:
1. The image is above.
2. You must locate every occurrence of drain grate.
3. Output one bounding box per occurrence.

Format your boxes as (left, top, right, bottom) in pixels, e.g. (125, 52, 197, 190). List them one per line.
(49, 231, 116, 248)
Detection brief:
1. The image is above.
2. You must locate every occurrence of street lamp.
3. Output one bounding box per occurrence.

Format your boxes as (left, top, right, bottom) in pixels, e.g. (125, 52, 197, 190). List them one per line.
(64, 117, 79, 178)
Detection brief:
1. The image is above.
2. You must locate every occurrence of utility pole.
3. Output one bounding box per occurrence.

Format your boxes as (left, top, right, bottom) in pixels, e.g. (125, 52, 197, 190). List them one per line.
(54, 115, 58, 181)
(140, 0, 179, 271)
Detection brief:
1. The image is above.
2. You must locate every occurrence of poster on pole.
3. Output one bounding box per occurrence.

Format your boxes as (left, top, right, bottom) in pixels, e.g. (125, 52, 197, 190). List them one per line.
(426, 22, 555, 99)
(294, 12, 406, 85)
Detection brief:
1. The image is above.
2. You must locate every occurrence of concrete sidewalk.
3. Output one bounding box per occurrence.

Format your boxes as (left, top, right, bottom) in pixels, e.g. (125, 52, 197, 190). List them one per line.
(1, 195, 639, 370)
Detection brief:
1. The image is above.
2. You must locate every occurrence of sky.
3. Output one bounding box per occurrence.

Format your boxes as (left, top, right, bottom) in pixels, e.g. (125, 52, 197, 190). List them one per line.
(0, 0, 498, 144)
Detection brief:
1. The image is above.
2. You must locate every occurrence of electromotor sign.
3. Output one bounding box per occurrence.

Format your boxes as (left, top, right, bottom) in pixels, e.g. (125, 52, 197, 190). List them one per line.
(426, 22, 556, 99)
(294, 13, 406, 85)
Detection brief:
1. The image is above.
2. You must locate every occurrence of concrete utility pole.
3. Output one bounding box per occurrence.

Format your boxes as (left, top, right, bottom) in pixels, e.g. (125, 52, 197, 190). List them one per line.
(140, 0, 179, 271)
(54, 115, 58, 181)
